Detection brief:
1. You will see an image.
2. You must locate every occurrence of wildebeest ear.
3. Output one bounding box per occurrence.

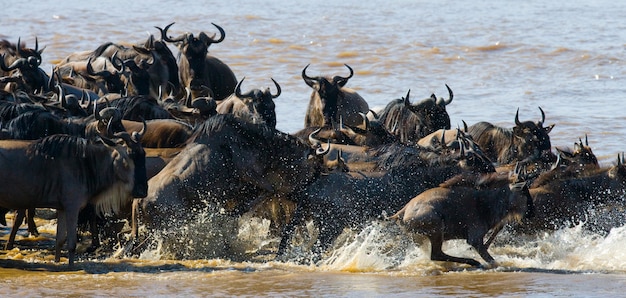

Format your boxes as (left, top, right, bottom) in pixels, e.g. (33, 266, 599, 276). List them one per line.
(544, 124, 555, 134)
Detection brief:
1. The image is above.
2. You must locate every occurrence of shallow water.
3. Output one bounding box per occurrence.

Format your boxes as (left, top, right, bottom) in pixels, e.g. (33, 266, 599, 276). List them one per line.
(2, 0, 626, 296)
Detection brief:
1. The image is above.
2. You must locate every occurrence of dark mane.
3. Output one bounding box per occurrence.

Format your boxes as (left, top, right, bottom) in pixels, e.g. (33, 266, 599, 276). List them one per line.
(91, 42, 117, 57)
(27, 134, 117, 195)
(188, 114, 305, 152)
(439, 172, 510, 189)
(112, 96, 171, 120)
(28, 134, 91, 159)
(467, 121, 514, 163)
(0, 102, 46, 125)
(367, 142, 432, 170)
(6, 110, 84, 139)
(378, 98, 425, 144)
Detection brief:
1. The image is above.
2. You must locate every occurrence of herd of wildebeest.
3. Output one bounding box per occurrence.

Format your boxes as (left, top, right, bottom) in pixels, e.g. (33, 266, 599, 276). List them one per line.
(0, 23, 624, 268)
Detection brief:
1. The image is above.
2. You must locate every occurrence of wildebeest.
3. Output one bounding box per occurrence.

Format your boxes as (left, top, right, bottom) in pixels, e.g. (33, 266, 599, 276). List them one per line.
(377, 87, 453, 144)
(101, 95, 173, 121)
(302, 64, 369, 128)
(390, 168, 534, 267)
(517, 153, 626, 233)
(126, 35, 180, 99)
(0, 131, 148, 265)
(135, 114, 327, 256)
(216, 77, 280, 128)
(120, 119, 193, 148)
(277, 139, 496, 256)
(467, 107, 555, 165)
(1, 38, 50, 93)
(158, 22, 238, 100)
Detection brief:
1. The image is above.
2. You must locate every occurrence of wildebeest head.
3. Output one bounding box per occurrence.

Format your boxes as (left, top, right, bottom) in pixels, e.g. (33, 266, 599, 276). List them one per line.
(0, 38, 48, 92)
(555, 135, 598, 170)
(158, 22, 225, 94)
(403, 86, 453, 133)
(379, 86, 452, 144)
(512, 107, 554, 159)
(86, 54, 126, 94)
(234, 77, 280, 128)
(302, 63, 354, 127)
(102, 122, 148, 199)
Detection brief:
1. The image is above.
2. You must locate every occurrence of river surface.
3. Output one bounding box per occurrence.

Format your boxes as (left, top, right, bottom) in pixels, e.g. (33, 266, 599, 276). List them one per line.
(2, 0, 626, 296)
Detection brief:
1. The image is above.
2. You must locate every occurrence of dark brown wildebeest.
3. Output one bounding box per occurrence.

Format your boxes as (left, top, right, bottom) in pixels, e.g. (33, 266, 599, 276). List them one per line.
(216, 77, 281, 128)
(338, 112, 398, 147)
(134, 114, 327, 256)
(467, 107, 555, 165)
(164, 90, 218, 126)
(125, 35, 180, 99)
(390, 169, 534, 268)
(98, 95, 173, 121)
(302, 64, 369, 128)
(120, 119, 193, 148)
(277, 139, 496, 256)
(158, 22, 237, 100)
(517, 153, 626, 233)
(0, 131, 148, 265)
(377, 87, 453, 144)
(0, 38, 50, 93)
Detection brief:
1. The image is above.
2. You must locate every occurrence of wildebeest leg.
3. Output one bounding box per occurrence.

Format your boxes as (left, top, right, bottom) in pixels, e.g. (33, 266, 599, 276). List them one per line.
(468, 231, 496, 267)
(277, 199, 309, 256)
(55, 210, 68, 263)
(429, 233, 482, 267)
(64, 208, 80, 266)
(483, 222, 506, 249)
(131, 198, 141, 240)
(26, 208, 39, 237)
(5, 209, 26, 250)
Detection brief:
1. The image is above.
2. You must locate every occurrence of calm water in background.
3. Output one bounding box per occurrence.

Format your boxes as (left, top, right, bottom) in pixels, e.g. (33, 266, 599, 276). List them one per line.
(2, 0, 626, 296)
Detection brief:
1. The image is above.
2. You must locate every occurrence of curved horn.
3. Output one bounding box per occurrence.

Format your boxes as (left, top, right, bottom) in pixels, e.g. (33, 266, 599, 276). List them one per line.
(57, 84, 65, 106)
(538, 106, 545, 126)
(403, 89, 412, 107)
(86, 57, 110, 78)
(333, 64, 354, 85)
(0, 55, 26, 71)
(437, 84, 453, 106)
(355, 112, 370, 132)
(184, 87, 193, 108)
(209, 23, 226, 44)
(368, 109, 379, 120)
(34, 37, 45, 55)
(234, 77, 247, 98)
(131, 117, 147, 143)
(317, 139, 331, 156)
(301, 64, 318, 88)
(585, 134, 589, 146)
(515, 108, 522, 126)
(111, 51, 125, 72)
(270, 78, 281, 98)
(308, 127, 323, 148)
(94, 100, 101, 121)
(156, 22, 187, 43)
(462, 120, 469, 132)
(16, 37, 26, 57)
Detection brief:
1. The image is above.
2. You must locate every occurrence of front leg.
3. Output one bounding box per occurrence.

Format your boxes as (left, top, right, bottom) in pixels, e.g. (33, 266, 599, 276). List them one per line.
(429, 232, 482, 267)
(55, 210, 67, 263)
